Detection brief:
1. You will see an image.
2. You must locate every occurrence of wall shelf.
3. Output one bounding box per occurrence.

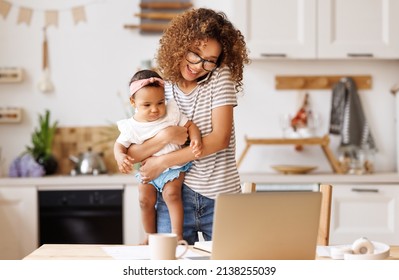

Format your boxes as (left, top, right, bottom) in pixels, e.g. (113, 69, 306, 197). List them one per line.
(124, 0, 193, 34)
(0, 107, 22, 123)
(0, 67, 23, 83)
(275, 75, 372, 90)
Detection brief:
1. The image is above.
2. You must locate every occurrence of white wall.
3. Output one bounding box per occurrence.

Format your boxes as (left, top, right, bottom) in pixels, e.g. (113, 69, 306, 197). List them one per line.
(0, 0, 398, 176)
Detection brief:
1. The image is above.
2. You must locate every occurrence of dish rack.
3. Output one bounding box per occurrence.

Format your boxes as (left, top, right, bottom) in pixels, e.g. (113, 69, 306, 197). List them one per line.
(237, 134, 344, 174)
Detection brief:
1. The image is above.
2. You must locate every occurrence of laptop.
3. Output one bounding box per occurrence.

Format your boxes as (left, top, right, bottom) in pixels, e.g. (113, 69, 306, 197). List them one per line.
(194, 191, 322, 260)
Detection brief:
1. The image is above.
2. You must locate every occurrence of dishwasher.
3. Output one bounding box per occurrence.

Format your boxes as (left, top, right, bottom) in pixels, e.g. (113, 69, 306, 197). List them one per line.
(38, 189, 123, 245)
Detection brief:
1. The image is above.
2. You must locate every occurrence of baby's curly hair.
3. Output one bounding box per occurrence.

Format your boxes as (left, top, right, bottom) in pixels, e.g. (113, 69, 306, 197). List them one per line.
(156, 8, 250, 92)
(128, 70, 163, 102)
(129, 69, 162, 86)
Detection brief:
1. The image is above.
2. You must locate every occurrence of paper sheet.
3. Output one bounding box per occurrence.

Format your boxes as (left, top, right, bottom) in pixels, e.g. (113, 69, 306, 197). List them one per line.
(101, 245, 202, 260)
(316, 246, 331, 257)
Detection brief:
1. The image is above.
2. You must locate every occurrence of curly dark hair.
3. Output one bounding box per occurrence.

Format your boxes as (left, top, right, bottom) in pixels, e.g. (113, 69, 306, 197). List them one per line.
(156, 8, 250, 92)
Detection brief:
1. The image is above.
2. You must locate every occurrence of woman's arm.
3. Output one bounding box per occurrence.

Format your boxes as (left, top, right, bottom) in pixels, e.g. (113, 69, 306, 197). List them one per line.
(126, 125, 189, 164)
(139, 105, 233, 181)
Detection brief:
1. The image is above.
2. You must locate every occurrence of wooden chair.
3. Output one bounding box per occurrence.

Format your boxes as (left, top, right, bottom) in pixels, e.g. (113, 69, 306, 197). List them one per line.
(241, 182, 333, 246)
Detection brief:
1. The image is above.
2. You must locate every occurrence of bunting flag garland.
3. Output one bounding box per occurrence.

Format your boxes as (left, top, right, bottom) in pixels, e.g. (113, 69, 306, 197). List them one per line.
(17, 7, 32, 25)
(0, 0, 11, 19)
(72, 6, 86, 25)
(45, 10, 58, 27)
(0, 0, 98, 27)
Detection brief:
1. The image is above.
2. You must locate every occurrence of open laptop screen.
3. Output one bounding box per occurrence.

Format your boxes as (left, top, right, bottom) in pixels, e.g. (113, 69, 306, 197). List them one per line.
(211, 191, 322, 260)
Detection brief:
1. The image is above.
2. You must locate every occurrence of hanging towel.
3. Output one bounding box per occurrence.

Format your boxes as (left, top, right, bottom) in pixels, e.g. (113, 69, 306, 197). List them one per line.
(329, 77, 376, 151)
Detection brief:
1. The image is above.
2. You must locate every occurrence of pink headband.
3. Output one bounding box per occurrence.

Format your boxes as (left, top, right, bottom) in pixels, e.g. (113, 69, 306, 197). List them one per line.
(129, 77, 165, 97)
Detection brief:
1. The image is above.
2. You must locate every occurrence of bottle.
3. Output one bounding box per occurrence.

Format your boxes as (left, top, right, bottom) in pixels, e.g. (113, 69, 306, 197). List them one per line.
(291, 93, 309, 131)
(291, 93, 311, 151)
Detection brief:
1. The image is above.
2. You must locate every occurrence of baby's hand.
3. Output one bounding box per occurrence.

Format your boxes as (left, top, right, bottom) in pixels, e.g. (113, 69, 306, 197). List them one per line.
(115, 153, 135, 174)
(190, 139, 203, 158)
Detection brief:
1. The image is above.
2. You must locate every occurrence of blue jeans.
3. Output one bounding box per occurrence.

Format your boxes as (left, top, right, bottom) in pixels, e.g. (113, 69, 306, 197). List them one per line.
(156, 184, 215, 245)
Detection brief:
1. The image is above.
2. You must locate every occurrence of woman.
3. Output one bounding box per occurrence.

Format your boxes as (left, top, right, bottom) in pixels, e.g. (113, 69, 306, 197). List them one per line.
(122, 8, 249, 244)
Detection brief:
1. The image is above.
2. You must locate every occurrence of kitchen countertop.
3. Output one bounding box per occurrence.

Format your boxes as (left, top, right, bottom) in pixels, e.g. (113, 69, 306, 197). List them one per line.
(0, 173, 136, 186)
(239, 172, 399, 184)
(1, 172, 399, 187)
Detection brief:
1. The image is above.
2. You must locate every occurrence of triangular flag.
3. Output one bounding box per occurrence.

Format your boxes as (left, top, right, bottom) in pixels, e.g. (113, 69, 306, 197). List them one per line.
(72, 6, 86, 25)
(45, 10, 58, 28)
(17, 7, 32, 25)
(0, 0, 11, 19)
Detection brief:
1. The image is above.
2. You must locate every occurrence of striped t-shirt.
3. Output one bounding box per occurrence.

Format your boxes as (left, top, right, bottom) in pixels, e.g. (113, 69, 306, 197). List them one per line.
(165, 66, 241, 199)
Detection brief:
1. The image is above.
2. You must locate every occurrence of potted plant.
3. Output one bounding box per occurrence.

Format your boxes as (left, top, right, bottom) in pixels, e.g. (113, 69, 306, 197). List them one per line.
(26, 109, 59, 175)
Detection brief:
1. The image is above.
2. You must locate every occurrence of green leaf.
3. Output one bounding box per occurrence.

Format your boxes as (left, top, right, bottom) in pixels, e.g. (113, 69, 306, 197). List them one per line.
(26, 109, 58, 159)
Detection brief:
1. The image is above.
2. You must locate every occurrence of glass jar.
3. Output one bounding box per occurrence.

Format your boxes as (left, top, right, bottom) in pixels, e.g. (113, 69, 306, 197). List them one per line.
(361, 144, 375, 174)
(339, 146, 375, 175)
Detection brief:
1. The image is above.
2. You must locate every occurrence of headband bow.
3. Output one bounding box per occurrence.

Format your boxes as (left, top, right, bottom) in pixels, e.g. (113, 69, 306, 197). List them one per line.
(129, 77, 165, 97)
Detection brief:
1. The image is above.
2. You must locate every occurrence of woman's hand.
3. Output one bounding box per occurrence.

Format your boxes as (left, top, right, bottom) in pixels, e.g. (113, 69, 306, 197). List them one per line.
(127, 126, 188, 163)
(139, 156, 166, 183)
(190, 139, 203, 158)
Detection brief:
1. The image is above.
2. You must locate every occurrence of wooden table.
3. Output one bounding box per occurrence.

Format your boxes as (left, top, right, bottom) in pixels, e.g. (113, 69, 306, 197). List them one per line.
(23, 244, 399, 260)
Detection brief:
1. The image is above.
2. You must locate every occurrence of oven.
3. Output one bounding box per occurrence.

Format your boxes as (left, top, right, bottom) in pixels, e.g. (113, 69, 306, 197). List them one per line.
(38, 189, 123, 245)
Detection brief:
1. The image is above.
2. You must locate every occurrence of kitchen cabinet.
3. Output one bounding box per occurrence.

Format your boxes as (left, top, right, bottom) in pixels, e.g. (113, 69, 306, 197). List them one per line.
(124, 184, 145, 244)
(329, 184, 399, 245)
(318, 0, 399, 58)
(0, 186, 38, 260)
(233, 0, 399, 59)
(233, 0, 316, 59)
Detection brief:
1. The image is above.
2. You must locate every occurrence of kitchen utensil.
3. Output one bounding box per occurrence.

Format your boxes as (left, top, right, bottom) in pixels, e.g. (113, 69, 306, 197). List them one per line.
(69, 147, 107, 175)
(37, 27, 54, 93)
(271, 165, 317, 174)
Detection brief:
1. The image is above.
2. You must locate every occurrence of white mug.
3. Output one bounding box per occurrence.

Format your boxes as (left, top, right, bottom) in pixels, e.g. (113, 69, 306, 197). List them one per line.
(149, 233, 188, 260)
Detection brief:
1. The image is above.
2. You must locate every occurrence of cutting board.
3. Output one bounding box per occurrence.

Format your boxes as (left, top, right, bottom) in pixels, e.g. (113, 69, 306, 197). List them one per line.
(52, 126, 119, 175)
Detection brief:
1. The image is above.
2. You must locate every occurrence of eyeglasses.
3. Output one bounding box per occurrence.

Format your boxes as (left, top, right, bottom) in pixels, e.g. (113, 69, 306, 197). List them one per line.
(185, 51, 218, 72)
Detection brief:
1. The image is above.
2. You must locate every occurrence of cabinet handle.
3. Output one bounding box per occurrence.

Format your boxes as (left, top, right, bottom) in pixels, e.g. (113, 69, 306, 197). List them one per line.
(347, 53, 374, 58)
(351, 188, 379, 193)
(261, 53, 287, 58)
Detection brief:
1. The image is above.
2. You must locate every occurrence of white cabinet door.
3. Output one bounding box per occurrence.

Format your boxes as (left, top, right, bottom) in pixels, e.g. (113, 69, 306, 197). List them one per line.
(233, 0, 316, 59)
(330, 184, 399, 245)
(123, 184, 145, 244)
(0, 186, 38, 260)
(318, 0, 399, 58)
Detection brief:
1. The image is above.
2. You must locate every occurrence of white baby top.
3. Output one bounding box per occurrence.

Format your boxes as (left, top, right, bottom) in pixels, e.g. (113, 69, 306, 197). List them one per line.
(116, 99, 188, 157)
